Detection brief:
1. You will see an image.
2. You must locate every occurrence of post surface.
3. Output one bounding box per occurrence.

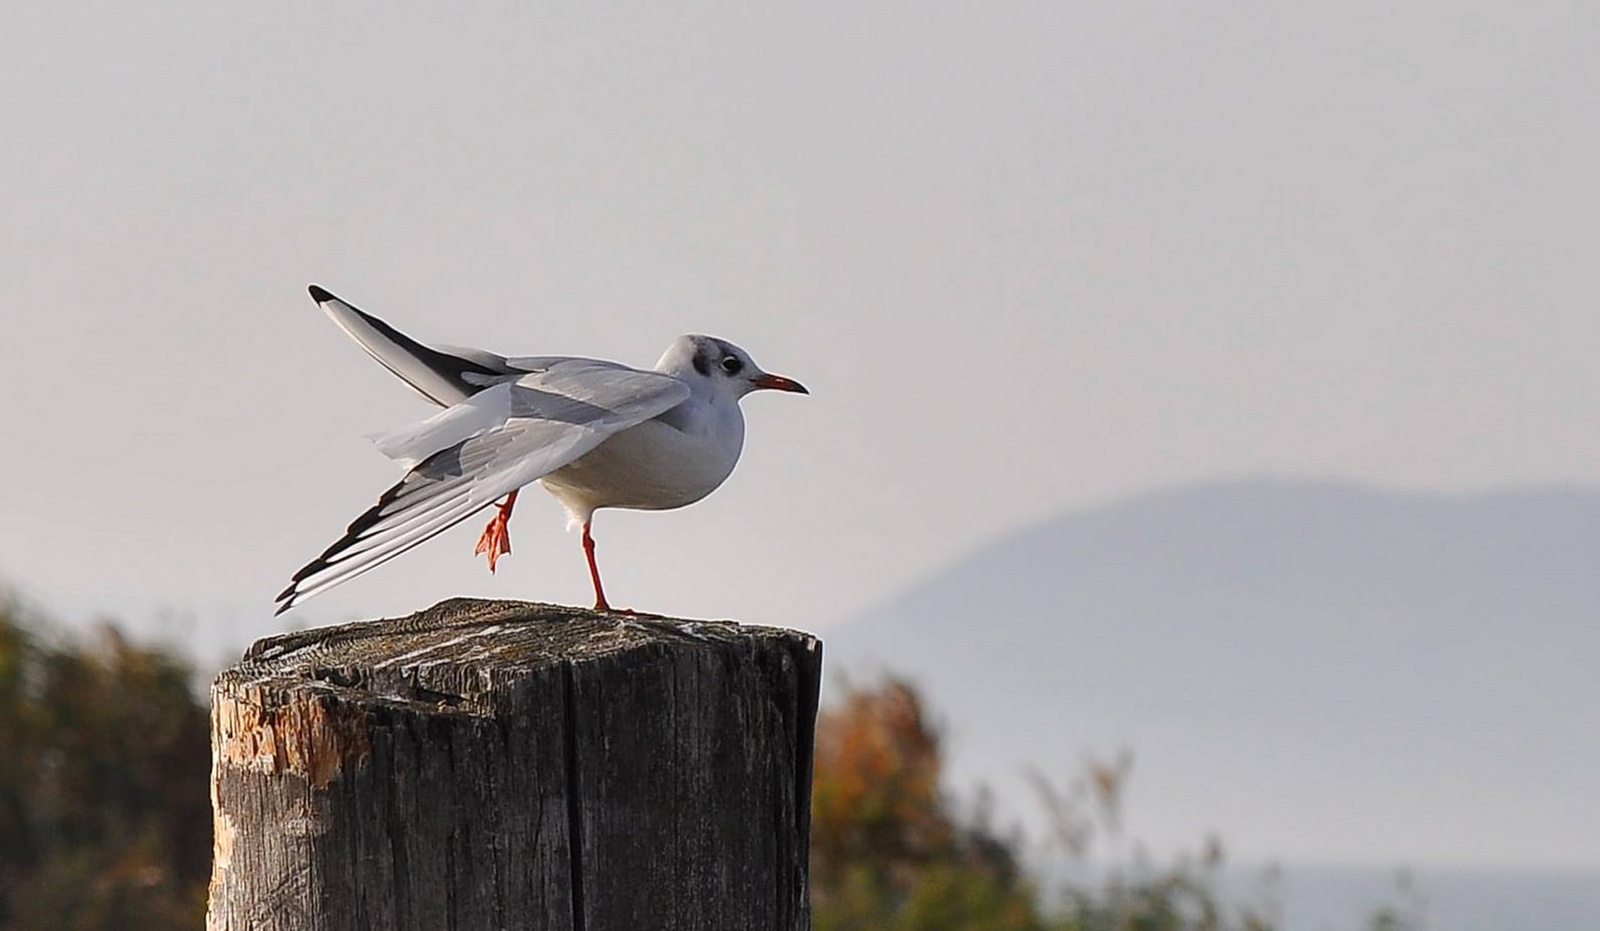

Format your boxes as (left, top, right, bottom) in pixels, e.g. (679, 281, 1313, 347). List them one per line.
(207, 598, 822, 931)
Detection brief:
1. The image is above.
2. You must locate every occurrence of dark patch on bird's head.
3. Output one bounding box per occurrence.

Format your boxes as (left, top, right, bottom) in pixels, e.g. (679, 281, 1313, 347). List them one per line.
(662, 334, 803, 396)
(689, 336, 747, 378)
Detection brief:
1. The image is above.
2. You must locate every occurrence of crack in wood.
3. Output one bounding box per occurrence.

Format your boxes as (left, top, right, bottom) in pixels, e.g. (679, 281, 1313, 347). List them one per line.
(562, 661, 588, 931)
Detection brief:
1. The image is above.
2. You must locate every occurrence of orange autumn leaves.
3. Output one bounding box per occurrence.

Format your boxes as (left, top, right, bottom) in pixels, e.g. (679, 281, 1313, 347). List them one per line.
(810, 677, 1044, 931)
(813, 677, 949, 879)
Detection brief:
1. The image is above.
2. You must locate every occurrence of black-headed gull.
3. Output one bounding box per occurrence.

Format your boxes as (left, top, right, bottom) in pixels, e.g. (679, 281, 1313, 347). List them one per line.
(274, 286, 807, 615)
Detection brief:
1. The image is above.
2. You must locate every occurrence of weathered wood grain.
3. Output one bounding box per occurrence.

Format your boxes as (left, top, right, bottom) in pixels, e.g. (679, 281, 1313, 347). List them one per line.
(207, 598, 822, 931)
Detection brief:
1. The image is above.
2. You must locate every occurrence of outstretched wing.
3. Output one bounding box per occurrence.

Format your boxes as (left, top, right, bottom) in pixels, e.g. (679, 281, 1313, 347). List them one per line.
(275, 363, 690, 614)
(309, 285, 525, 405)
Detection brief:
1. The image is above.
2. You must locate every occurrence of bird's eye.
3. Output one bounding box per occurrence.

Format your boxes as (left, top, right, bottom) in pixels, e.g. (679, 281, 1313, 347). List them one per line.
(721, 356, 744, 375)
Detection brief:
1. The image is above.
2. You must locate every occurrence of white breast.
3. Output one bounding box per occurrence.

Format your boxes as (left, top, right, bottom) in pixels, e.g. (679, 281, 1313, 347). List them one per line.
(538, 396, 745, 520)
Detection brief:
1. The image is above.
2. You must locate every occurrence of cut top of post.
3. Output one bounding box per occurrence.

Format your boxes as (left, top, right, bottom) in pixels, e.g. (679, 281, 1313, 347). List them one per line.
(222, 597, 820, 718)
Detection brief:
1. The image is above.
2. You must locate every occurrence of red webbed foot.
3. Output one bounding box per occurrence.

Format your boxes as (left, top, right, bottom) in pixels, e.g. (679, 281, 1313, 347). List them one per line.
(474, 491, 519, 573)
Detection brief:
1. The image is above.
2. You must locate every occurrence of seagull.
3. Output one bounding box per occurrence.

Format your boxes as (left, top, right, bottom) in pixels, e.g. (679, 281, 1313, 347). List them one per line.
(274, 286, 807, 615)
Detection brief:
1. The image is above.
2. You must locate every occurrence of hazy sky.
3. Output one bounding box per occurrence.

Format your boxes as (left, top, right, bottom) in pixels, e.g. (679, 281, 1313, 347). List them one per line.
(2, 1, 1597, 856)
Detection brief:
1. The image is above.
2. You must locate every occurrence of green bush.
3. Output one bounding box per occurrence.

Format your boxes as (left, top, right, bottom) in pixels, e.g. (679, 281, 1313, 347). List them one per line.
(0, 598, 210, 931)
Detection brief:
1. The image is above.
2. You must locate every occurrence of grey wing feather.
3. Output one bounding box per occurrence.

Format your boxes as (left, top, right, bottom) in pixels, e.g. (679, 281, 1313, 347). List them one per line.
(275, 366, 690, 613)
(511, 358, 686, 417)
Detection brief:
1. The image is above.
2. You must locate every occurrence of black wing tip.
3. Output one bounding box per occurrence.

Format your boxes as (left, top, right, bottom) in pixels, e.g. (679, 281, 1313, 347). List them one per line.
(289, 555, 335, 586)
(307, 284, 336, 304)
(269, 484, 404, 617)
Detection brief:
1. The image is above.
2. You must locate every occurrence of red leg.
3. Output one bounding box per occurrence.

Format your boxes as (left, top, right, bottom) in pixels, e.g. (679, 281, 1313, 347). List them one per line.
(581, 519, 612, 612)
(474, 489, 519, 573)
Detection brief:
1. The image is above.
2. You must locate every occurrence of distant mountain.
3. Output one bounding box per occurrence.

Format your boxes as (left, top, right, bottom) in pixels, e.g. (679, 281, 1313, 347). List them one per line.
(823, 479, 1600, 870)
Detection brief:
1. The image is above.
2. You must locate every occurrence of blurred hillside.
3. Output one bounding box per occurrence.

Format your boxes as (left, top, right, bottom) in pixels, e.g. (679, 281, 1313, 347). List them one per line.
(824, 479, 1600, 867)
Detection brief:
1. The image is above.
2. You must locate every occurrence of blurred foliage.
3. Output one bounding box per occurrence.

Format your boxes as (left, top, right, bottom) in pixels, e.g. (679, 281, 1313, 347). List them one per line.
(1363, 870, 1424, 931)
(811, 677, 1043, 930)
(812, 677, 1311, 931)
(0, 597, 210, 931)
(1027, 752, 1283, 931)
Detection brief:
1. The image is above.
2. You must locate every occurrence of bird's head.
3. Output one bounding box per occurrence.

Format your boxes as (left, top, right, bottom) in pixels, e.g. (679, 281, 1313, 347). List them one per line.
(659, 335, 808, 400)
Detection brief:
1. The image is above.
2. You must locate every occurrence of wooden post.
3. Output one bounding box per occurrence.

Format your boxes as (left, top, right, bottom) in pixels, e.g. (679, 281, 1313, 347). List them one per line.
(206, 598, 822, 931)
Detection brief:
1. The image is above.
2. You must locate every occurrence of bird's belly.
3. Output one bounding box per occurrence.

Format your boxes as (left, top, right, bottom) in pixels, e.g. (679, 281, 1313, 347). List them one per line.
(540, 420, 738, 514)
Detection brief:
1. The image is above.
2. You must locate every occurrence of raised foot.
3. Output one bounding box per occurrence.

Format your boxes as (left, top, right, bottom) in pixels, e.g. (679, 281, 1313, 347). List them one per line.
(475, 492, 519, 573)
(474, 513, 512, 573)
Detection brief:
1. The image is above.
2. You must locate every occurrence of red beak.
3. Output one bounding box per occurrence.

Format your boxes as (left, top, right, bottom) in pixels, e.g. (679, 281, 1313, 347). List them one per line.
(750, 373, 809, 394)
